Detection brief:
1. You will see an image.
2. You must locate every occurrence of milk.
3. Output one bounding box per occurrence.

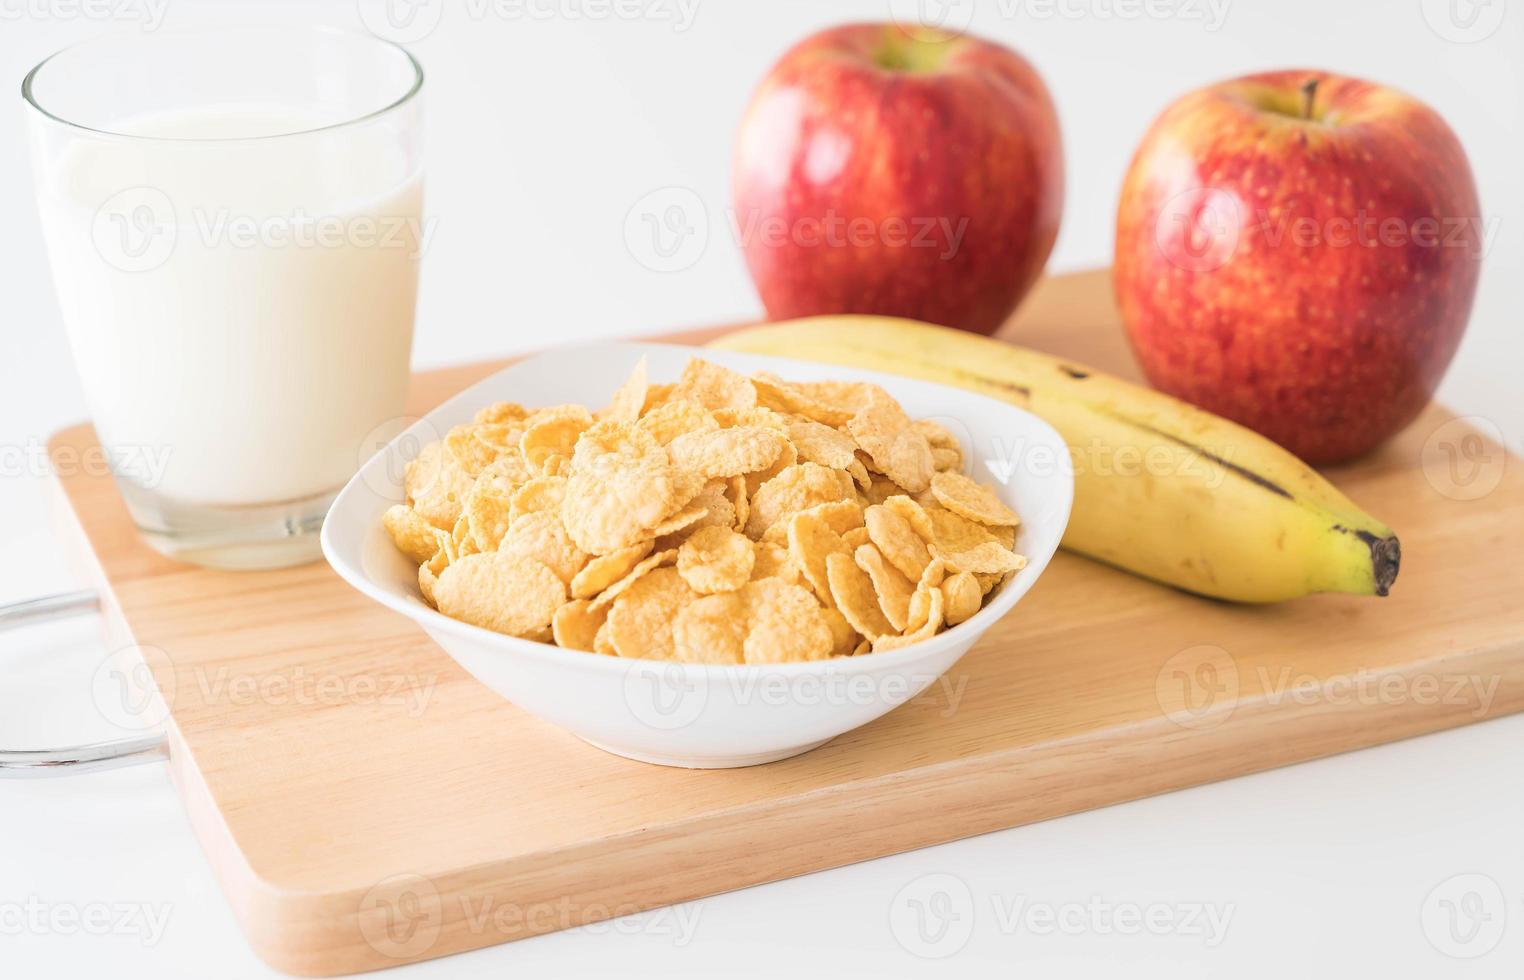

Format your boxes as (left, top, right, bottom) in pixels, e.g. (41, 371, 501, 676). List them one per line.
(33, 105, 423, 506)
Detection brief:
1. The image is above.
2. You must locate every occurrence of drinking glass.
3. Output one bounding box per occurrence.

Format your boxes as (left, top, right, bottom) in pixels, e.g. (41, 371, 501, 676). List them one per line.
(24, 28, 424, 569)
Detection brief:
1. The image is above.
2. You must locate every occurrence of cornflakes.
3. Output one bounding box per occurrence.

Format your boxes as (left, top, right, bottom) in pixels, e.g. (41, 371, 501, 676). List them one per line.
(552, 598, 606, 652)
(521, 409, 592, 478)
(508, 475, 566, 525)
(846, 387, 933, 492)
(787, 509, 850, 608)
(745, 462, 855, 538)
(740, 579, 832, 664)
(606, 567, 696, 660)
(667, 425, 788, 483)
(942, 541, 1028, 576)
(669, 358, 757, 411)
(561, 421, 679, 554)
(434, 552, 565, 637)
(677, 526, 755, 595)
(570, 538, 655, 599)
(751, 541, 803, 585)
(384, 504, 444, 564)
(942, 571, 983, 627)
(825, 551, 893, 641)
(603, 356, 649, 424)
(588, 548, 677, 613)
(500, 510, 590, 585)
(380, 355, 1027, 660)
(853, 543, 914, 632)
(464, 482, 513, 552)
(931, 471, 1020, 527)
(637, 399, 716, 446)
(865, 503, 931, 582)
(672, 592, 747, 665)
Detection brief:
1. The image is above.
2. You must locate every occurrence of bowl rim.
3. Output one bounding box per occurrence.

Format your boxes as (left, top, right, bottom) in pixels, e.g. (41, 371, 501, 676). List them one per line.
(321, 342, 1074, 677)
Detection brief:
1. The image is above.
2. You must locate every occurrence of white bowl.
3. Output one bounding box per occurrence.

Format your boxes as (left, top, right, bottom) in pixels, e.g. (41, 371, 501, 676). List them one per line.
(322, 344, 1072, 768)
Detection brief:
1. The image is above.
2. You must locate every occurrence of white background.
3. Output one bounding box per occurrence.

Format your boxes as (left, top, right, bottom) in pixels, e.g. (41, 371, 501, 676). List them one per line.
(1, 0, 1520, 976)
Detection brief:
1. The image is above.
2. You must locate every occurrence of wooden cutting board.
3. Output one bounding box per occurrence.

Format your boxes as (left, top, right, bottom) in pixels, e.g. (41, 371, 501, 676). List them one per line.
(47, 270, 1524, 976)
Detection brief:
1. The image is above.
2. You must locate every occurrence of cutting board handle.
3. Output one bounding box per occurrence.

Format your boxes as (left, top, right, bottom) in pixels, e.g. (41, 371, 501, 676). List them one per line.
(0, 590, 169, 778)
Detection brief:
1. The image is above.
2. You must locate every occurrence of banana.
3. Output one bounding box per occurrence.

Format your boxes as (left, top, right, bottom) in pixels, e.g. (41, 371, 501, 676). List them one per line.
(712, 316, 1400, 602)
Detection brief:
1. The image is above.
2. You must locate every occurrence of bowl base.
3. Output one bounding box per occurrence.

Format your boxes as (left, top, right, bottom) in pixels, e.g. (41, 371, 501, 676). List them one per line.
(578, 736, 834, 769)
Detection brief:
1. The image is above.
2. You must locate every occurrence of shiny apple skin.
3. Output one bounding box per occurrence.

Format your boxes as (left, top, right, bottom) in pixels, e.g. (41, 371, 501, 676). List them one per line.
(733, 24, 1063, 336)
(1115, 70, 1482, 464)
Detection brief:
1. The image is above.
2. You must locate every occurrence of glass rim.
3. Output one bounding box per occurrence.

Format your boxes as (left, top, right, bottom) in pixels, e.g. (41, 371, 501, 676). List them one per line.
(20, 25, 424, 144)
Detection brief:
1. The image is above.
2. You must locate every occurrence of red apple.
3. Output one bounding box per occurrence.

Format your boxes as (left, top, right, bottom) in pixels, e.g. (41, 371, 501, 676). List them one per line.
(733, 24, 1063, 335)
(1115, 70, 1483, 464)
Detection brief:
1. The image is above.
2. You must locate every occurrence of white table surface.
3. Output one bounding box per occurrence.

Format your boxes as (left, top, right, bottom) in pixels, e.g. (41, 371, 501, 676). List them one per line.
(2, 2, 1520, 976)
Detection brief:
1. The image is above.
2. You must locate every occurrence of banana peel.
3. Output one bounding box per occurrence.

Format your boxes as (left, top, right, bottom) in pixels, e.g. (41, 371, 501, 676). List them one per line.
(713, 316, 1400, 603)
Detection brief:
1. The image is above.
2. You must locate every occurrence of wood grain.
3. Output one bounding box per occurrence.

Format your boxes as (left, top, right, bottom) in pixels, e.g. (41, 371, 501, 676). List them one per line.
(47, 270, 1524, 975)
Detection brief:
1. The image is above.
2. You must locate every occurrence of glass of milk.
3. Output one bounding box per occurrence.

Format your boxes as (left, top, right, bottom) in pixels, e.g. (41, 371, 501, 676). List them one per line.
(24, 28, 424, 569)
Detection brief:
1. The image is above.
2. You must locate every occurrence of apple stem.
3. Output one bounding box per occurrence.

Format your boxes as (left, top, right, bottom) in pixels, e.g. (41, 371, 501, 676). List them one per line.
(1301, 78, 1319, 120)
